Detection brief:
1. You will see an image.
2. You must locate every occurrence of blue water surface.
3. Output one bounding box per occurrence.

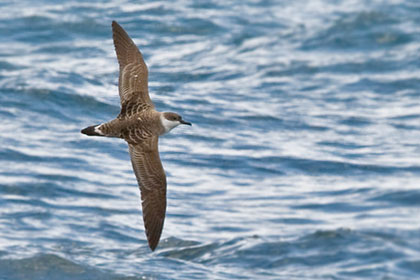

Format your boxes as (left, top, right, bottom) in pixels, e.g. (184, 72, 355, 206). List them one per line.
(1, 0, 420, 279)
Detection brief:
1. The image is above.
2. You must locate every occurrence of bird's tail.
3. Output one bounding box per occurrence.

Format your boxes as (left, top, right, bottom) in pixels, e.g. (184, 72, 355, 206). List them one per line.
(81, 124, 104, 136)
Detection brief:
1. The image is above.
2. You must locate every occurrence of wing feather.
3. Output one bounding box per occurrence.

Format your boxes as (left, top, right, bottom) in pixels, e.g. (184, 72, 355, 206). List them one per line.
(112, 21, 154, 114)
(128, 137, 166, 251)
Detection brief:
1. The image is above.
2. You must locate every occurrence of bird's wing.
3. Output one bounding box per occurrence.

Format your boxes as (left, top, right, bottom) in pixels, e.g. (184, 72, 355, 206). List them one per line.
(112, 21, 154, 117)
(128, 137, 166, 251)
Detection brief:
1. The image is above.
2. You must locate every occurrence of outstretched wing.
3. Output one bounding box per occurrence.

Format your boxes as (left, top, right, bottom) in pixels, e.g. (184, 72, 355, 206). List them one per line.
(128, 137, 166, 251)
(112, 21, 154, 117)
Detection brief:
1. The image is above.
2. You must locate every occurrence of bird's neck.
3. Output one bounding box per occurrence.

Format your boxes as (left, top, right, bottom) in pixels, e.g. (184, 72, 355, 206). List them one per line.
(159, 113, 178, 134)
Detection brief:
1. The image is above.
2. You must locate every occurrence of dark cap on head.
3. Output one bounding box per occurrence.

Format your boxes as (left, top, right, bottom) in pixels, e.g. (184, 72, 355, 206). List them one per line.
(163, 112, 191, 125)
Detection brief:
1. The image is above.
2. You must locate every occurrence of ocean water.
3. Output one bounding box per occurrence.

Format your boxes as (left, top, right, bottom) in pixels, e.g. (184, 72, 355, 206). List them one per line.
(1, 0, 420, 279)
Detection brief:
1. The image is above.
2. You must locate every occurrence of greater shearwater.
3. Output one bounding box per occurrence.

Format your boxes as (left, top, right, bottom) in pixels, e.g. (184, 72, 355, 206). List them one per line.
(81, 21, 191, 251)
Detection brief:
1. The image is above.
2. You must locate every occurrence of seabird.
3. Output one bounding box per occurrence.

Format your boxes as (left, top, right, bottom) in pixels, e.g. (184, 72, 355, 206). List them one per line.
(81, 21, 191, 251)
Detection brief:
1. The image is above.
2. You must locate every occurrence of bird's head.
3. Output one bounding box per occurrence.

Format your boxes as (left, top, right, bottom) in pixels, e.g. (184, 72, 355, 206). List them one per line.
(161, 112, 191, 133)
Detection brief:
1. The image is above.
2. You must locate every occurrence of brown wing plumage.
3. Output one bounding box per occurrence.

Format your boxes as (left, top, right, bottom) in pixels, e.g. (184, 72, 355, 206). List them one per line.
(112, 21, 154, 115)
(128, 137, 166, 251)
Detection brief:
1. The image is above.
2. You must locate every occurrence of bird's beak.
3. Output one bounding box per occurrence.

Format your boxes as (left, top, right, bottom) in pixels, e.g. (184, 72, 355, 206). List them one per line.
(180, 119, 192, 126)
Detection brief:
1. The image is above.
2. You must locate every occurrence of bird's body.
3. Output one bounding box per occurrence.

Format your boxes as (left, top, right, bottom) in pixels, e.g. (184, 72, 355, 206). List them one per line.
(81, 21, 191, 251)
(84, 110, 166, 142)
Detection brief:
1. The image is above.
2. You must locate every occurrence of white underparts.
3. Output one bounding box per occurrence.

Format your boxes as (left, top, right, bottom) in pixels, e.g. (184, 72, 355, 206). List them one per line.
(160, 114, 180, 134)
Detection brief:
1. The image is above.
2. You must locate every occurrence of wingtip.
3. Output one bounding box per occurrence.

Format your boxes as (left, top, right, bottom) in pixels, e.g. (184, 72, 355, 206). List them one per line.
(149, 243, 157, 251)
(112, 20, 123, 32)
(145, 224, 163, 252)
(147, 233, 160, 251)
(111, 20, 119, 30)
